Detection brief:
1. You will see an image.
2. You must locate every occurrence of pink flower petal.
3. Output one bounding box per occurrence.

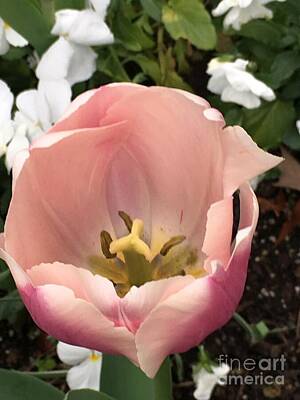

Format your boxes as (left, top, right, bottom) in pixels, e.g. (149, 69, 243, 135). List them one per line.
(0, 244, 137, 363)
(201, 196, 233, 267)
(100, 86, 225, 253)
(121, 275, 195, 333)
(49, 83, 144, 133)
(221, 126, 282, 196)
(135, 183, 257, 378)
(28, 262, 122, 325)
(21, 283, 137, 363)
(6, 122, 131, 270)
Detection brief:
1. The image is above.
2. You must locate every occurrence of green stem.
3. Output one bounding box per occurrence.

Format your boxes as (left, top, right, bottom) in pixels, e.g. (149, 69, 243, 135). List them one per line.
(154, 358, 172, 399)
(233, 312, 257, 344)
(101, 355, 173, 400)
(22, 370, 68, 379)
(0, 298, 21, 302)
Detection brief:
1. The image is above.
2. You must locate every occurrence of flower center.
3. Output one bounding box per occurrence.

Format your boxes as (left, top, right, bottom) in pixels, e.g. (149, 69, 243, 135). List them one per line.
(89, 352, 102, 362)
(88, 211, 206, 296)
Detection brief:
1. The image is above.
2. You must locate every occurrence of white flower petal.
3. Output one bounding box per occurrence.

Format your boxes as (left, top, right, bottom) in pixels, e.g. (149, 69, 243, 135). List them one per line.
(5, 26, 28, 47)
(0, 19, 9, 55)
(238, 0, 253, 7)
(232, 58, 248, 71)
(16, 90, 39, 124)
(36, 37, 74, 81)
(193, 364, 230, 400)
(0, 79, 14, 124)
(5, 133, 29, 172)
(223, 7, 242, 29)
(221, 86, 261, 108)
(207, 74, 228, 95)
(226, 68, 275, 101)
(0, 120, 14, 148)
(225, 68, 255, 92)
(212, 0, 238, 17)
(11, 146, 30, 190)
(67, 44, 97, 85)
(296, 120, 300, 134)
(67, 10, 113, 46)
(51, 9, 80, 37)
(67, 356, 102, 391)
(14, 111, 43, 141)
(38, 80, 71, 126)
(90, 0, 111, 19)
(57, 342, 91, 366)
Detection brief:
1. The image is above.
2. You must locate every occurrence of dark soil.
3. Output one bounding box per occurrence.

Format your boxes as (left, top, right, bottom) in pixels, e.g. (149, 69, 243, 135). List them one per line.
(0, 181, 299, 399)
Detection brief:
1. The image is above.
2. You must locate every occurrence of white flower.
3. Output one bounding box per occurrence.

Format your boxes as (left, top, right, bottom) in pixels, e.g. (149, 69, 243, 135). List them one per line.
(212, 0, 286, 30)
(0, 79, 14, 158)
(193, 363, 230, 400)
(0, 18, 28, 55)
(51, 9, 113, 46)
(15, 79, 71, 140)
(36, 2, 113, 86)
(207, 58, 275, 109)
(296, 120, 300, 134)
(57, 341, 102, 391)
(36, 37, 97, 86)
(0, 79, 71, 172)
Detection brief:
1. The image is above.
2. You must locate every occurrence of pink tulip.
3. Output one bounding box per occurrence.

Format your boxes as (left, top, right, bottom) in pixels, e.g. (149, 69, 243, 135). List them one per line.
(0, 84, 281, 378)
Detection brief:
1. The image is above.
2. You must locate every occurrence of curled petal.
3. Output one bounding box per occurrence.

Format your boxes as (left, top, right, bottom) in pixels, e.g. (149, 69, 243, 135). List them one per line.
(134, 183, 257, 378)
(202, 196, 233, 267)
(23, 284, 137, 363)
(221, 126, 282, 196)
(49, 83, 144, 133)
(121, 275, 195, 333)
(0, 241, 137, 363)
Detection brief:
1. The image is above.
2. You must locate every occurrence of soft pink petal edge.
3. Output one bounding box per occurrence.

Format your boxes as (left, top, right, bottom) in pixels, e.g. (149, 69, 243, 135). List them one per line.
(135, 183, 258, 378)
(0, 243, 137, 364)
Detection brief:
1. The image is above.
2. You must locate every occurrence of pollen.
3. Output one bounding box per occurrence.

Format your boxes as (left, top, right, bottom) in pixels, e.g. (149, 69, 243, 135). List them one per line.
(110, 219, 152, 261)
(89, 352, 102, 362)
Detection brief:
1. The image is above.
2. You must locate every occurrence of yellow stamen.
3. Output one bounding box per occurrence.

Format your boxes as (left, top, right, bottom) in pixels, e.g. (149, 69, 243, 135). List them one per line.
(89, 352, 102, 362)
(110, 219, 152, 261)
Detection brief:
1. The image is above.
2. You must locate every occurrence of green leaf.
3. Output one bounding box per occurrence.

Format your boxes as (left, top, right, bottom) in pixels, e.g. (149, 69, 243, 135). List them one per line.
(0, 268, 15, 291)
(283, 126, 300, 150)
(101, 356, 172, 400)
(0, 0, 54, 55)
(164, 69, 192, 91)
(267, 51, 300, 89)
(129, 55, 161, 83)
(0, 369, 64, 400)
(238, 20, 283, 48)
(140, 0, 164, 21)
(55, 0, 85, 9)
(162, 0, 216, 50)
(64, 389, 115, 400)
(98, 48, 130, 82)
(243, 100, 295, 149)
(254, 321, 270, 339)
(113, 14, 154, 52)
(0, 289, 24, 324)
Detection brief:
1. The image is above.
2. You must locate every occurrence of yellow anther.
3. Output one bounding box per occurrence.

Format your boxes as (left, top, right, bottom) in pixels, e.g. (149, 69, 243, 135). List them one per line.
(110, 219, 152, 261)
(89, 352, 102, 362)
